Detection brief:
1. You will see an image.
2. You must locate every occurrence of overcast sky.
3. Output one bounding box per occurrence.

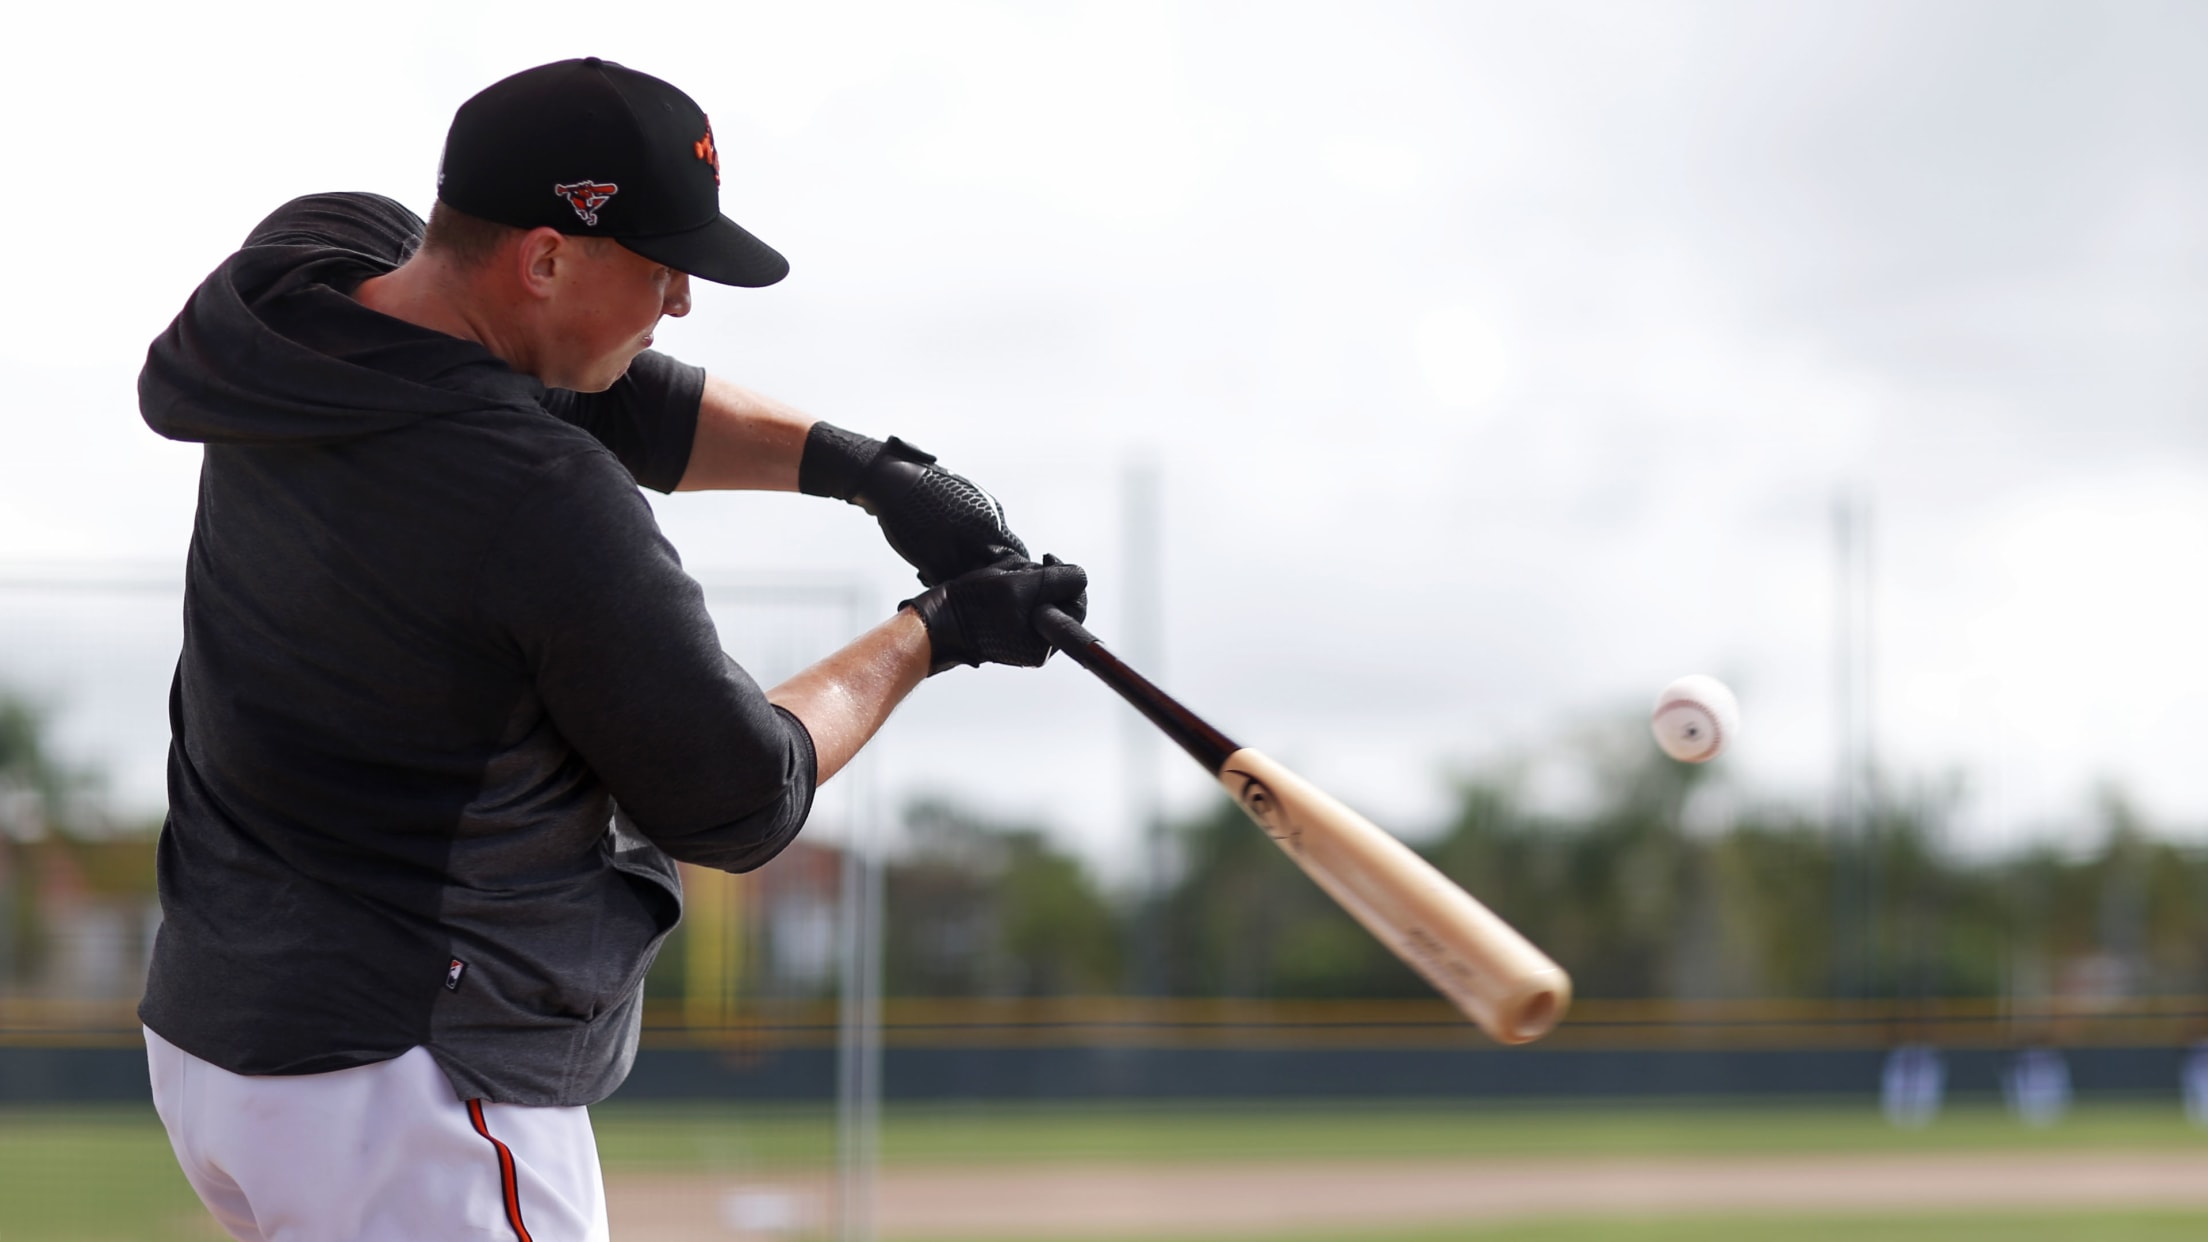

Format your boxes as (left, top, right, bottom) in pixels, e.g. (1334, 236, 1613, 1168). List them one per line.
(3, 1, 2205, 873)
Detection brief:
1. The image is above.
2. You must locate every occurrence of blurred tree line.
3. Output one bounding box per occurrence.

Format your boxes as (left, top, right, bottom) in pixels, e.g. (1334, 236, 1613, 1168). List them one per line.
(884, 797, 1124, 996)
(7, 673, 2208, 1007)
(0, 687, 159, 995)
(882, 720, 2208, 1003)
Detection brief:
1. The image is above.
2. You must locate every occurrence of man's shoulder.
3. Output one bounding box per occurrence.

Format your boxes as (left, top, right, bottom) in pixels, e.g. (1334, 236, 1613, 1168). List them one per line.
(414, 411, 637, 518)
(240, 192, 425, 267)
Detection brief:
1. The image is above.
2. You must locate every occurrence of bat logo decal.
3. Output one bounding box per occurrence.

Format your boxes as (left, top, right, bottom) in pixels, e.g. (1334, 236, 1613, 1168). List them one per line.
(1401, 926, 1481, 988)
(553, 180, 620, 226)
(1228, 769, 1298, 850)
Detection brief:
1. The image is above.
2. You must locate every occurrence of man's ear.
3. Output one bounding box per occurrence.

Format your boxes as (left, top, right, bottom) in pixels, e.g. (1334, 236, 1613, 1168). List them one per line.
(514, 227, 567, 298)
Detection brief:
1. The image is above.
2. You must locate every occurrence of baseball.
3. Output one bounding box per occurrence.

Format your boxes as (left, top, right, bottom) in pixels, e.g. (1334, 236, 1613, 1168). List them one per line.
(1651, 675, 1738, 764)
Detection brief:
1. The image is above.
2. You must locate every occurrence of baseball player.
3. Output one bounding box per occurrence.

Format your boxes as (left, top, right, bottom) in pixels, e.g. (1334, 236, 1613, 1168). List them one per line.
(134, 57, 1086, 1241)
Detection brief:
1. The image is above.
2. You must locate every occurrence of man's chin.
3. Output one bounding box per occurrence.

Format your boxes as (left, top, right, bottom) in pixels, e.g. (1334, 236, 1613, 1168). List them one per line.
(569, 359, 636, 394)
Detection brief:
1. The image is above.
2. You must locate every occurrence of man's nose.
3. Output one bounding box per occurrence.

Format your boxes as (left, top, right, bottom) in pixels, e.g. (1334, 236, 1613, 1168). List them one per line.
(665, 272, 692, 319)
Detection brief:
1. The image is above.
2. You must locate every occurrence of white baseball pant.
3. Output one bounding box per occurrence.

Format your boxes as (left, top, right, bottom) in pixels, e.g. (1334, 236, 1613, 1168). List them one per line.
(145, 1025, 610, 1241)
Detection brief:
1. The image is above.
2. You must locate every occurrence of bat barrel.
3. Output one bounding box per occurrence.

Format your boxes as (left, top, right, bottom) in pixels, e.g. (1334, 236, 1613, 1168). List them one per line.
(1218, 747, 1573, 1045)
(1034, 608, 1574, 1045)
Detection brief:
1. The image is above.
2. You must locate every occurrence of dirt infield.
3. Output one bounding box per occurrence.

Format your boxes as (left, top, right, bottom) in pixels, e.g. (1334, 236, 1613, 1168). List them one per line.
(606, 1150, 2208, 1238)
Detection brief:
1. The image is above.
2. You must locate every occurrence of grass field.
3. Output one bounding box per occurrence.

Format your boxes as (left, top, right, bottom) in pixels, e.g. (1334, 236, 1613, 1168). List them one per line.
(590, 1096, 2208, 1167)
(6, 1099, 2208, 1240)
(1069, 1212, 2208, 1242)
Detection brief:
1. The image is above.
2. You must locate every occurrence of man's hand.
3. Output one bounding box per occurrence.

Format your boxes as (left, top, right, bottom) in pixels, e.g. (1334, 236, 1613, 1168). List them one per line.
(903, 555, 1088, 675)
(799, 424, 1029, 586)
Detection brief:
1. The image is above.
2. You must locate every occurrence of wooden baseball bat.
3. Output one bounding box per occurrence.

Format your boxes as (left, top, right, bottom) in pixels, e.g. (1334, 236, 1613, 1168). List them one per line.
(1035, 607, 1572, 1045)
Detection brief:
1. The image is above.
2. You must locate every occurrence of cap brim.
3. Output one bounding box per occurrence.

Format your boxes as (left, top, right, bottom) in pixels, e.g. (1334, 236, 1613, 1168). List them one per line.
(621, 213, 788, 288)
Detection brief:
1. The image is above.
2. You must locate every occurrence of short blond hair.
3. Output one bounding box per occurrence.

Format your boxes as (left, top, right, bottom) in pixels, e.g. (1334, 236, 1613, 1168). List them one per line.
(420, 201, 522, 269)
(421, 201, 618, 270)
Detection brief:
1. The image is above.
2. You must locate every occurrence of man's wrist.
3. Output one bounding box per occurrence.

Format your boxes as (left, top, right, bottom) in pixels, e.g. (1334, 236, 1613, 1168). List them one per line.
(796, 421, 882, 500)
(897, 588, 962, 677)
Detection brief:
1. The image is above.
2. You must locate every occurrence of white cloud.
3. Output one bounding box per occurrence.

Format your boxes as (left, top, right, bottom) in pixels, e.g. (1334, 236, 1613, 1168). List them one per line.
(1414, 305, 1511, 411)
(4, 0, 2207, 866)
(1320, 135, 1429, 197)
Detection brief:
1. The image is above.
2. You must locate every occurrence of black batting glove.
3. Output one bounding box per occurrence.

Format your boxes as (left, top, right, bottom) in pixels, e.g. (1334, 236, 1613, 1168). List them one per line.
(903, 555, 1088, 675)
(798, 423, 1028, 587)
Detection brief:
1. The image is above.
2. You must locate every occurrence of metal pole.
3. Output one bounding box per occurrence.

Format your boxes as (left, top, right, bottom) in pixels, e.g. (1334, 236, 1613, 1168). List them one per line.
(1831, 492, 1857, 1000)
(1860, 494, 1881, 1001)
(858, 767, 884, 1205)
(1831, 491, 1881, 1001)
(833, 589, 882, 1242)
(695, 578, 883, 1242)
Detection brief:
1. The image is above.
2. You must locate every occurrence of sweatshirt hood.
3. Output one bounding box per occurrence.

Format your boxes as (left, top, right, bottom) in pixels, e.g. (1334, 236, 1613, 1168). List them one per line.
(140, 193, 545, 447)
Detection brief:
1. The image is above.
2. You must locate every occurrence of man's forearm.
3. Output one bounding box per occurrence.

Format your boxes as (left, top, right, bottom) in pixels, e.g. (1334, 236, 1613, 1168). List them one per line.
(675, 373, 815, 492)
(767, 610, 932, 784)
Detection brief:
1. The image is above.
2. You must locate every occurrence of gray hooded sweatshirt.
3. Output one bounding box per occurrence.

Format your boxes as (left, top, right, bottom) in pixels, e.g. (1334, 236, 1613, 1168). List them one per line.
(136, 192, 816, 1107)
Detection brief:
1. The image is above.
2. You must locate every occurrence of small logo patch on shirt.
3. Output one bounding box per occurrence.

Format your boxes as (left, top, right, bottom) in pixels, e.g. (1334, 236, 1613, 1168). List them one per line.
(445, 958, 468, 992)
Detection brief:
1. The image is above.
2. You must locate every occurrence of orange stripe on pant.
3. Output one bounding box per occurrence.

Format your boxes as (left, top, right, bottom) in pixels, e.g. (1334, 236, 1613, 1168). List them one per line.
(466, 1099, 536, 1242)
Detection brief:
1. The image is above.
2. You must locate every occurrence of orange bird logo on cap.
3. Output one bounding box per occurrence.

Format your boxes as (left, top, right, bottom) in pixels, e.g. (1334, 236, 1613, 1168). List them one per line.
(553, 180, 619, 226)
(695, 119, 721, 186)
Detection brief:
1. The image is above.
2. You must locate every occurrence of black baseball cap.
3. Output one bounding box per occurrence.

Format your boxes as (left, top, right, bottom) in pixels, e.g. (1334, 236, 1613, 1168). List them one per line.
(437, 57, 788, 287)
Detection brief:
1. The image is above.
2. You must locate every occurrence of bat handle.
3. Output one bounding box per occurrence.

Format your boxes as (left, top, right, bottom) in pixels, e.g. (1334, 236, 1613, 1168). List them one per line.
(1034, 605, 1238, 772)
(1034, 604, 1100, 654)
